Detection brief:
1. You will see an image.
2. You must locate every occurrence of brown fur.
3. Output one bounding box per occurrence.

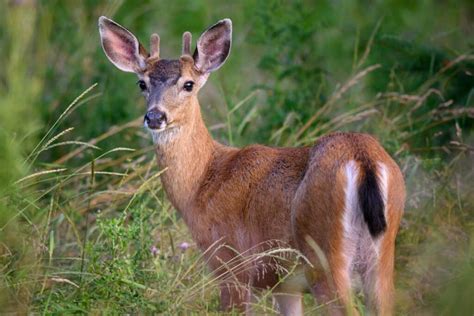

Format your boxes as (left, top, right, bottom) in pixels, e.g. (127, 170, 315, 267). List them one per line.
(99, 17, 406, 315)
(151, 99, 405, 314)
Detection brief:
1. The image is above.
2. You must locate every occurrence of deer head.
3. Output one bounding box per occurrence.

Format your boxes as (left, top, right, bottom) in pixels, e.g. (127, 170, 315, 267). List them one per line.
(98, 16, 232, 144)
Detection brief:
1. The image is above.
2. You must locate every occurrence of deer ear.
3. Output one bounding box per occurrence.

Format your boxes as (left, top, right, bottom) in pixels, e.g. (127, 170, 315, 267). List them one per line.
(98, 16, 148, 73)
(193, 19, 232, 74)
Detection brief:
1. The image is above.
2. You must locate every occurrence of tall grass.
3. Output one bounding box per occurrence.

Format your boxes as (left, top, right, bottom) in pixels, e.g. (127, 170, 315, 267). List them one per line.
(0, 0, 473, 314)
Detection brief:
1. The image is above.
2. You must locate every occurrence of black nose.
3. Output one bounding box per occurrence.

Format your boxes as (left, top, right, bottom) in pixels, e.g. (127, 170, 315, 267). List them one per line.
(144, 108, 167, 129)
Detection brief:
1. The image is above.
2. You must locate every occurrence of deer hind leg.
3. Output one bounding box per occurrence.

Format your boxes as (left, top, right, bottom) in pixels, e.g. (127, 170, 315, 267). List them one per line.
(310, 234, 360, 315)
(292, 221, 358, 315)
(359, 228, 396, 316)
(358, 180, 403, 316)
(292, 160, 363, 315)
(307, 226, 361, 316)
(304, 259, 357, 316)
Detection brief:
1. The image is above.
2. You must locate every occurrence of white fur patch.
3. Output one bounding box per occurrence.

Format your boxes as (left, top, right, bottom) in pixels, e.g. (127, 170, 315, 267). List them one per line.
(377, 162, 389, 217)
(341, 161, 390, 291)
(145, 122, 180, 145)
(343, 160, 360, 236)
(341, 161, 362, 283)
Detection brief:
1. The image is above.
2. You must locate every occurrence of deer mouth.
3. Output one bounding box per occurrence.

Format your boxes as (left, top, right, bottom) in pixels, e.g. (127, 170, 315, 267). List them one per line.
(144, 120, 178, 135)
(146, 123, 180, 144)
(144, 120, 170, 132)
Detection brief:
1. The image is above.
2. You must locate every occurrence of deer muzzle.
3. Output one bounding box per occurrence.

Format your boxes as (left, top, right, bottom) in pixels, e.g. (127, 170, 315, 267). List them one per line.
(144, 108, 167, 130)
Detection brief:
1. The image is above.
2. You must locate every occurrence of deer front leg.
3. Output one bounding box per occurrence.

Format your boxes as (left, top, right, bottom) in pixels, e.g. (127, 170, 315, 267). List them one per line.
(219, 281, 252, 313)
(207, 248, 253, 313)
(274, 292, 303, 316)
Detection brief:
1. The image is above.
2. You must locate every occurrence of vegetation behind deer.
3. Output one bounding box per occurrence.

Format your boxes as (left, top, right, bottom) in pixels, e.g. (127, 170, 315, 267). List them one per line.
(0, 1, 473, 314)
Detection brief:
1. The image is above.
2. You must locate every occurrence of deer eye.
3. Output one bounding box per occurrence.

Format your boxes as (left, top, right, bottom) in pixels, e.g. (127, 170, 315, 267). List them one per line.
(137, 80, 147, 91)
(183, 81, 194, 92)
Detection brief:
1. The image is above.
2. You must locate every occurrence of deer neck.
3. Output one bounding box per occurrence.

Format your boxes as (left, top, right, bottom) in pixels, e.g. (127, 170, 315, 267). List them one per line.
(154, 98, 217, 213)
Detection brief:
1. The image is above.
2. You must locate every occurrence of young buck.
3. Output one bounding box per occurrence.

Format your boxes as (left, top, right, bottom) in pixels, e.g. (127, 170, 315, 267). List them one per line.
(99, 16, 405, 315)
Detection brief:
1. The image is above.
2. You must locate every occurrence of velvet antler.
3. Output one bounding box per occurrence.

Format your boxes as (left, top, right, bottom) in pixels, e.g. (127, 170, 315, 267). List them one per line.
(150, 33, 160, 59)
(182, 31, 192, 56)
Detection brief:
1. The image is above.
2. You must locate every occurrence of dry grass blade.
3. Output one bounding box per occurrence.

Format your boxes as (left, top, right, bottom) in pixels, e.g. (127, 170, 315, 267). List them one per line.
(26, 83, 98, 164)
(177, 240, 310, 307)
(355, 18, 382, 69)
(419, 54, 474, 92)
(54, 117, 142, 164)
(15, 168, 67, 184)
(50, 277, 79, 288)
(40, 141, 101, 152)
(40, 127, 75, 150)
(123, 167, 168, 212)
(291, 64, 381, 143)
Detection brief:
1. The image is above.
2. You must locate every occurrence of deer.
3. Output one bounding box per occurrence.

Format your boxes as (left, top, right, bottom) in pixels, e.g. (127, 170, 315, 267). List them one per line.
(98, 16, 405, 316)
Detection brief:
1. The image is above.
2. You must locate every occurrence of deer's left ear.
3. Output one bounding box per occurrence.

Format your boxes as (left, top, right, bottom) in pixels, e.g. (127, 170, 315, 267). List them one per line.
(193, 19, 232, 74)
(98, 16, 148, 73)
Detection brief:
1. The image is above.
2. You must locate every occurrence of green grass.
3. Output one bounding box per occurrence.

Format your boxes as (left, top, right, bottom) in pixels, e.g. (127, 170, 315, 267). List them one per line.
(1, 0, 473, 314)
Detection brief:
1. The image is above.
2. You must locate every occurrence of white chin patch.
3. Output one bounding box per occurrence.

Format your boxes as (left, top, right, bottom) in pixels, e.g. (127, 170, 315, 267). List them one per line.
(144, 122, 179, 145)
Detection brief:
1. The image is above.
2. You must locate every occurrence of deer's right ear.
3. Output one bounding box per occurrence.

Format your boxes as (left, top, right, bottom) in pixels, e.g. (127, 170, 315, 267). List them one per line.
(98, 16, 148, 73)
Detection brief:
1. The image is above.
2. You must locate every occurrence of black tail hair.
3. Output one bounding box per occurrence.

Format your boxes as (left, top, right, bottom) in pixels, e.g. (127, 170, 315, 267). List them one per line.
(358, 163, 386, 238)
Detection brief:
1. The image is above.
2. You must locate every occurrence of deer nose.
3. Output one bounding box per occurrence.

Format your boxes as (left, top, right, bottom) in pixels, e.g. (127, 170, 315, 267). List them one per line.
(144, 108, 167, 129)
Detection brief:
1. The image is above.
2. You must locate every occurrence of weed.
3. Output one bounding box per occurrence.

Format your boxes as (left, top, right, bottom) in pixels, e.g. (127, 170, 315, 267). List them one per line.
(0, 0, 473, 314)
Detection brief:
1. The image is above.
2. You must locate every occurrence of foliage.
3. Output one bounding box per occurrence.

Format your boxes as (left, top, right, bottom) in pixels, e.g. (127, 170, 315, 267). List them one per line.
(0, 0, 473, 314)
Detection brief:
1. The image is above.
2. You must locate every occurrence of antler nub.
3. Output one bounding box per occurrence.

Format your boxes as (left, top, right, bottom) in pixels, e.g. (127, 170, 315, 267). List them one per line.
(182, 31, 192, 56)
(150, 33, 160, 59)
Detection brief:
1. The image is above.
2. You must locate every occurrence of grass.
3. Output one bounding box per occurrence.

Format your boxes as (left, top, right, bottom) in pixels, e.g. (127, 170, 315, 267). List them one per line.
(1, 0, 473, 314)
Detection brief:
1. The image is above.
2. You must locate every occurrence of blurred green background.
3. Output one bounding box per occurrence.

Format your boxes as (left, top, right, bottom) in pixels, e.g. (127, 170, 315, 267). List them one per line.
(0, 0, 473, 314)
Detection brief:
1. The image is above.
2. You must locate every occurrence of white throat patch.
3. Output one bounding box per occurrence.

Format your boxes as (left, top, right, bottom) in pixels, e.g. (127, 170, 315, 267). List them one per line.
(148, 127, 180, 145)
